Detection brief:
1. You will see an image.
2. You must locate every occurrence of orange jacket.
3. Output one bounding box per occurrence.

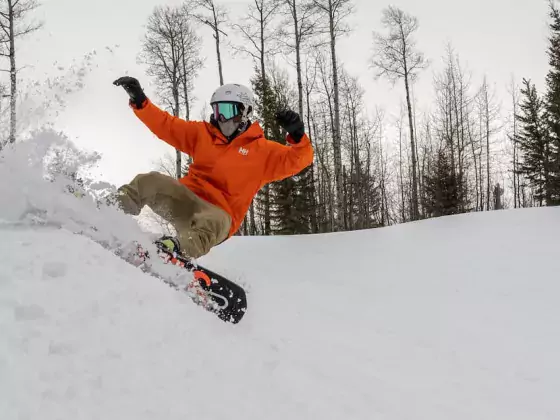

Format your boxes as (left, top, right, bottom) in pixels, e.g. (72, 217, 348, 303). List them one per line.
(132, 100, 314, 237)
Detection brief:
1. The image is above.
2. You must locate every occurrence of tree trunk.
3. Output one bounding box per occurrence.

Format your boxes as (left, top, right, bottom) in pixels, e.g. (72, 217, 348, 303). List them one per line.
(468, 120, 480, 212)
(258, 4, 271, 235)
(173, 85, 181, 178)
(412, 82, 423, 217)
(328, 0, 344, 230)
(378, 126, 389, 226)
(214, 17, 224, 85)
(249, 202, 257, 234)
(398, 119, 406, 222)
(306, 86, 318, 233)
(242, 215, 248, 235)
(513, 139, 518, 209)
(478, 109, 484, 210)
(486, 96, 491, 210)
(293, 0, 304, 118)
(511, 86, 519, 208)
(544, 142, 551, 205)
(8, 0, 16, 144)
(181, 43, 193, 170)
(404, 71, 419, 220)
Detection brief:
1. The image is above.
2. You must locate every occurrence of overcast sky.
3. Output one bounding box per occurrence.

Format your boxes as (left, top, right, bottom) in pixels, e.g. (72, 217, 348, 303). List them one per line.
(15, 0, 551, 186)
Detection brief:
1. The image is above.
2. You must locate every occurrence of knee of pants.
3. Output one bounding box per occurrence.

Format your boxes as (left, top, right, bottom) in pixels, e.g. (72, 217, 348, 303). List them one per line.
(176, 216, 222, 258)
(130, 171, 164, 186)
(178, 231, 211, 260)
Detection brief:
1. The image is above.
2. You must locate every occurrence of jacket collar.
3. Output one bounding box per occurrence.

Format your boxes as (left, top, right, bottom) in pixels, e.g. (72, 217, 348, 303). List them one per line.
(205, 120, 265, 145)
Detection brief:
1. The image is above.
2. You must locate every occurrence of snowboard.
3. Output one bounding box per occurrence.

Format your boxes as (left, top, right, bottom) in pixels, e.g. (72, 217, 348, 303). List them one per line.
(126, 242, 248, 324)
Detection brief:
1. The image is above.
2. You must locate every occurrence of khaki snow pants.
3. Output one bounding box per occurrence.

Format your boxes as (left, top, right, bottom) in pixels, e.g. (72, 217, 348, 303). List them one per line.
(116, 171, 231, 259)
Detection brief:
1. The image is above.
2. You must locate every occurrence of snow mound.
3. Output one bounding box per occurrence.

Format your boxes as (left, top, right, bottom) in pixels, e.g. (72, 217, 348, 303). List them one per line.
(1, 131, 560, 419)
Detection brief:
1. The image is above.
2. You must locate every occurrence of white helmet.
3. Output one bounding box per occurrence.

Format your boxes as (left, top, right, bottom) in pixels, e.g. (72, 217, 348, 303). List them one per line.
(210, 83, 254, 119)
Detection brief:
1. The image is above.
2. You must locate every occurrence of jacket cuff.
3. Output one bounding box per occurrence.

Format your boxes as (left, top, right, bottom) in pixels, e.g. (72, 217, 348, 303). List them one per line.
(129, 98, 149, 110)
(286, 133, 309, 146)
(286, 133, 309, 145)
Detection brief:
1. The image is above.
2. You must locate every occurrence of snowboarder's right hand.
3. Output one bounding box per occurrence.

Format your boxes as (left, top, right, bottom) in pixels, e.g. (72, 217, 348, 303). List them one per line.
(113, 76, 148, 109)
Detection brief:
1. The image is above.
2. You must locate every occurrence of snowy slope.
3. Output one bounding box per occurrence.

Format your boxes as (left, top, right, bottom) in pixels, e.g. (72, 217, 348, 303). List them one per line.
(1, 133, 560, 420)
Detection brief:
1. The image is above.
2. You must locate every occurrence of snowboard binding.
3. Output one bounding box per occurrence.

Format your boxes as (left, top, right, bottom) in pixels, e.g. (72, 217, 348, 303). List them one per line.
(136, 239, 247, 324)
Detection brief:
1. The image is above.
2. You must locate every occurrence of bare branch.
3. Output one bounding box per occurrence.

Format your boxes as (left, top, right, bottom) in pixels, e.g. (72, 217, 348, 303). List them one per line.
(137, 3, 204, 175)
(0, 0, 44, 146)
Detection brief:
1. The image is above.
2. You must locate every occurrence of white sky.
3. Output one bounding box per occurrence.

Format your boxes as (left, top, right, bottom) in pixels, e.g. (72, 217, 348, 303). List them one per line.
(14, 0, 551, 186)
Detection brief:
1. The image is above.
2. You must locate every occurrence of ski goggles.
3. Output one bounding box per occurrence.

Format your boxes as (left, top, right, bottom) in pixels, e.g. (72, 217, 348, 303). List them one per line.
(212, 102, 244, 122)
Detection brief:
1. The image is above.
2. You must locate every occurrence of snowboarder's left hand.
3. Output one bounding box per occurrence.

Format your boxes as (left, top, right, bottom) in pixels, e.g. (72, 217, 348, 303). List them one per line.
(276, 109, 305, 143)
(113, 76, 148, 109)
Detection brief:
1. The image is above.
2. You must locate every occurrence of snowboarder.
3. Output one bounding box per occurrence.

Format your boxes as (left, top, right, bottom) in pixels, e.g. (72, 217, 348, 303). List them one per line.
(112, 76, 314, 260)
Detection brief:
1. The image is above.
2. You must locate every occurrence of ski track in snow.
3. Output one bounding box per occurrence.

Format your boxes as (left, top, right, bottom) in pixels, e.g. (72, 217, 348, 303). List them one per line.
(1, 131, 560, 419)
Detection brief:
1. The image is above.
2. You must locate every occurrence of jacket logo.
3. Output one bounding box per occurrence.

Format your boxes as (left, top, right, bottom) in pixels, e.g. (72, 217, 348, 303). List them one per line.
(238, 147, 249, 156)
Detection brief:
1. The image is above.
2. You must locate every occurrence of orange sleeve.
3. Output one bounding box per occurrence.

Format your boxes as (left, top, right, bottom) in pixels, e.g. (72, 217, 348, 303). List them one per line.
(262, 134, 314, 183)
(132, 99, 201, 156)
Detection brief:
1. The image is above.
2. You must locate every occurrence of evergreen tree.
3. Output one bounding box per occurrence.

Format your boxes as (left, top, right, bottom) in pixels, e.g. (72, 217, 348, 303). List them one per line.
(250, 67, 275, 235)
(250, 67, 314, 235)
(545, 0, 560, 204)
(515, 78, 551, 206)
(423, 148, 465, 217)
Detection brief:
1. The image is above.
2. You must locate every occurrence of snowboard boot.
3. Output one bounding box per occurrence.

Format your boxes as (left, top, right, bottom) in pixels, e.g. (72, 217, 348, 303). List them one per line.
(154, 235, 213, 306)
(154, 235, 182, 256)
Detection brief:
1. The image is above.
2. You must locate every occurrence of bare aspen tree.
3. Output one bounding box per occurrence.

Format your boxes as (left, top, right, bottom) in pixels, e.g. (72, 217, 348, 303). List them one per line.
(0, 0, 42, 146)
(371, 6, 428, 220)
(482, 77, 492, 210)
(279, 0, 317, 117)
(396, 106, 407, 222)
(432, 46, 476, 210)
(304, 56, 320, 232)
(476, 76, 500, 210)
(316, 104, 336, 231)
(310, 0, 353, 230)
(180, 34, 204, 171)
(233, 0, 281, 116)
(307, 52, 336, 232)
(255, 0, 318, 234)
(233, 0, 281, 235)
(419, 117, 435, 211)
(139, 5, 202, 179)
(0, 82, 6, 118)
(337, 69, 384, 229)
(177, 13, 204, 163)
(507, 76, 521, 208)
(314, 50, 338, 228)
(193, 0, 228, 85)
(154, 152, 180, 178)
(341, 70, 361, 228)
(376, 110, 391, 226)
(140, 6, 182, 178)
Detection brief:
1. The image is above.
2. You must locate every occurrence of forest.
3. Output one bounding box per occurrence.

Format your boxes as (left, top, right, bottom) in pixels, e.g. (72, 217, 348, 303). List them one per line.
(0, 0, 556, 237)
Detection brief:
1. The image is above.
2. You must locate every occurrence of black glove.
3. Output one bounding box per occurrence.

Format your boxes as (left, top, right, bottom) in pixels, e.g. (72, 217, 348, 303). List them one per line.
(113, 76, 147, 109)
(276, 109, 305, 143)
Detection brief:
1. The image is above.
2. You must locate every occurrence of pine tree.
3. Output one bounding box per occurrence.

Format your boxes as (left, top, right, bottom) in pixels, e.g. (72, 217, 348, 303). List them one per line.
(423, 148, 465, 217)
(250, 67, 313, 235)
(515, 78, 551, 206)
(250, 67, 275, 234)
(545, 0, 560, 204)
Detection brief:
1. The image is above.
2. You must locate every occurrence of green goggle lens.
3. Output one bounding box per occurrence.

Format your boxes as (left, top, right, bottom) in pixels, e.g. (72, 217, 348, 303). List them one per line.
(212, 102, 242, 121)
